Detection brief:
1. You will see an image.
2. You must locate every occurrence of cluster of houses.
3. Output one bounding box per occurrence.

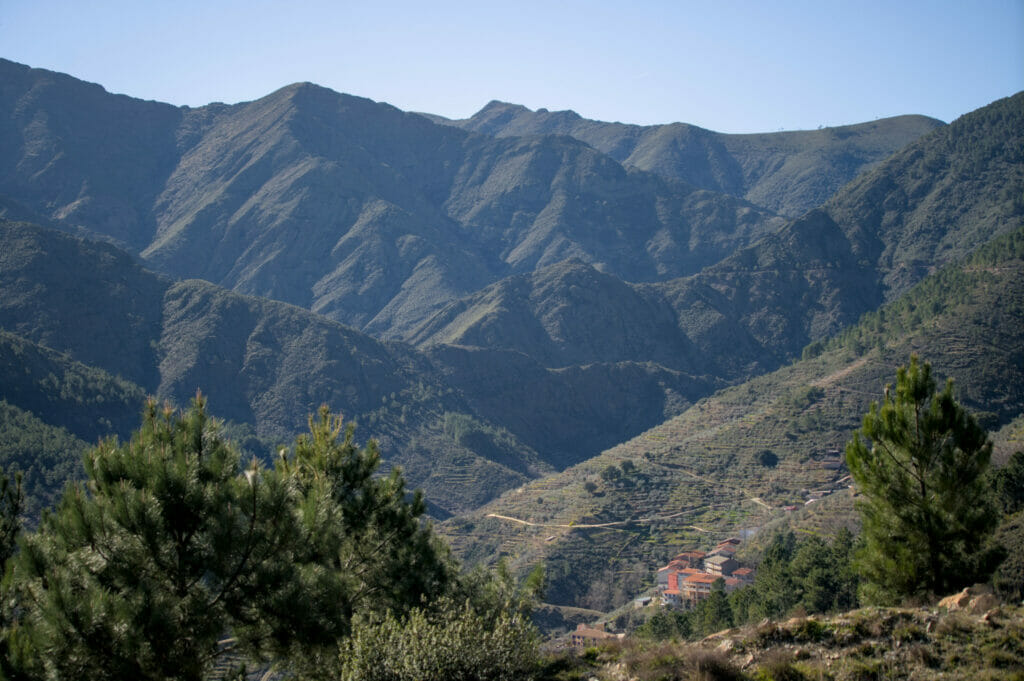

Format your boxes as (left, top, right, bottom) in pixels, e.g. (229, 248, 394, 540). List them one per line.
(567, 537, 758, 647)
(654, 537, 755, 609)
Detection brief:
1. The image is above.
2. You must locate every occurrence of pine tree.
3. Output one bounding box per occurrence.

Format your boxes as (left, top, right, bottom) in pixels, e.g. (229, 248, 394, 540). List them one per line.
(0, 471, 21, 569)
(256, 406, 454, 675)
(0, 470, 23, 681)
(695, 579, 733, 636)
(845, 355, 1000, 604)
(8, 396, 296, 681)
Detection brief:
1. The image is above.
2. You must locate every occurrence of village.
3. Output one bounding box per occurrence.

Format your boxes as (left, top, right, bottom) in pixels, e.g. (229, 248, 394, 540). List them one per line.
(566, 446, 856, 648)
(652, 536, 755, 608)
(569, 535, 757, 648)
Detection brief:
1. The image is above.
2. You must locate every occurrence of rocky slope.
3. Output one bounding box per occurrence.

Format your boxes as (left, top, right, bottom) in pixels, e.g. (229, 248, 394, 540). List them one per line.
(0, 59, 784, 339)
(432, 100, 944, 217)
(560, 599, 1024, 681)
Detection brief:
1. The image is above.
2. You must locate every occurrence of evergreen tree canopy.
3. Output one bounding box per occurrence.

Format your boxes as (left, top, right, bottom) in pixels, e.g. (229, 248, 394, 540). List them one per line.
(0, 472, 21, 569)
(261, 406, 454, 675)
(3, 398, 454, 680)
(845, 355, 1000, 604)
(7, 396, 295, 680)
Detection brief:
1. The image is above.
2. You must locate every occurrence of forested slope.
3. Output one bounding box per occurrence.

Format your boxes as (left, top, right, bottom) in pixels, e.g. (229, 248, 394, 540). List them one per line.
(442, 226, 1024, 607)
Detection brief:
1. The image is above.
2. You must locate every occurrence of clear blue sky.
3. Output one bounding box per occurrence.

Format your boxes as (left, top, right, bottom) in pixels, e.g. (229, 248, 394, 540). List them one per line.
(2, 0, 1022, 133)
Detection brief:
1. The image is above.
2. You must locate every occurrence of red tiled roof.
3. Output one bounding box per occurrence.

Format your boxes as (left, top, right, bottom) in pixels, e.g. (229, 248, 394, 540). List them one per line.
(683, 573, 718, 583)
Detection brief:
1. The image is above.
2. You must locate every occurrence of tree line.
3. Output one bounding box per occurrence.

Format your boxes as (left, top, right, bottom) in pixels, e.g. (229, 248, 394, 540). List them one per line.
(1, 356, 1021, 675)
(0, 396, 543, 680)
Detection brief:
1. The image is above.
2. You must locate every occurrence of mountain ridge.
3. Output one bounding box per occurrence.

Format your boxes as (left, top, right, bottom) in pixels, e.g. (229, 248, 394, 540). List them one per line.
(0, 59, 787, 340)
(1, 60, 1020, 554)
(432, 99, 945, 216)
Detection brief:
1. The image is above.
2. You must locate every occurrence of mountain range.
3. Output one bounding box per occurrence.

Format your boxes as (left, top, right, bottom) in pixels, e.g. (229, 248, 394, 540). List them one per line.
(426, 101, 943, 217)
(0, 58, 1021, 594)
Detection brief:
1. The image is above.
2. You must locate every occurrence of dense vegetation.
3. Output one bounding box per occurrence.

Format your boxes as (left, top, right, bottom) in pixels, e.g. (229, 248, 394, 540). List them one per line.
(629, 358, 1020, 645)
(633, 530, 859, 642)
(0, 398, 543, 680)
(0, 403, 86, 519)
(1, 367, 1019, 679)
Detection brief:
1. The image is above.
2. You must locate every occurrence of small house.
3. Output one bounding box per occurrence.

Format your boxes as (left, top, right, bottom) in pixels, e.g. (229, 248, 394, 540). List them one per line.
(571, 622, 623, 647)
(705, 554, 738, 577)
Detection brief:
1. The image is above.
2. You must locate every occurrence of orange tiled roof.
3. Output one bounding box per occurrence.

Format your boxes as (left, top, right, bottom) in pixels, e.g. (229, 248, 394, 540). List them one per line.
(683, 573, 718, 583)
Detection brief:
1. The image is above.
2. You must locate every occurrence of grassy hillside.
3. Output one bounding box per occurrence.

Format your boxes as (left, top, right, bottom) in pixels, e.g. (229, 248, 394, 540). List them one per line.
(441, 226, 1024, 607)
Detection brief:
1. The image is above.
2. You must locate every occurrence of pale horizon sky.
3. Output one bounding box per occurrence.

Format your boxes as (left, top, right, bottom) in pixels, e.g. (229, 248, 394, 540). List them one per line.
(2, 0, 1022, 133)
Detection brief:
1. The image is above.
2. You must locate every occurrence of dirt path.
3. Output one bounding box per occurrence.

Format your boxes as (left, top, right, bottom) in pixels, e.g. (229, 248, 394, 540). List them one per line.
(812, 356, 869, 388)
(485, 511, 711, 533)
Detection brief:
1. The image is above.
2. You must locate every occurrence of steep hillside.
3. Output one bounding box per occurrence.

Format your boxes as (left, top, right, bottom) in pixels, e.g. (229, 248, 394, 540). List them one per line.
(396, 94, 1022, 469)
(0, 59, 184, 250)
(0, 60, 783, 339)
(0, 220, 548, 515)
(0, 220, 169, 388)
(655, 91, 1024, 367)
(412, 93, 1020, 387)
(436, 100, 943, 216)
(0, 329, 145, 444)
(441, 226, 1024, 607)
(425, 344, 721, 469)
(1, 60, 1018, 529)
(410, 260, 698, 370)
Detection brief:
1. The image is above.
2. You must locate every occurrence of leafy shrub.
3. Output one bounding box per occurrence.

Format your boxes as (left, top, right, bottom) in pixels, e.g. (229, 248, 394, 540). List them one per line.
(754, 650, 809, 681)
(893, 622, 926, 644)
(625, 645, 743, 681)
(792, 618, 827, 643)
(337, 597, 540, 681)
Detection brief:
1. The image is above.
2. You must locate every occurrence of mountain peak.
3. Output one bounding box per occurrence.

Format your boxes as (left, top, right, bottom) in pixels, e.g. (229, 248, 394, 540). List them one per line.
(478, 100, 528, 113)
